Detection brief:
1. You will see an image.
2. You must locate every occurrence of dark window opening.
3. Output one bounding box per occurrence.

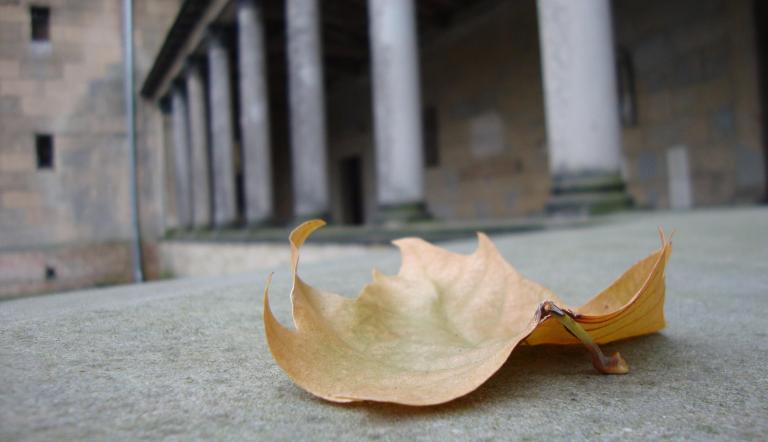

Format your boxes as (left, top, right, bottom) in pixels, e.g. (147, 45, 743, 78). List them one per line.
(235, 165, 246, 225)
(617, 48, 637, 127)
(44, 265, 56, 281)
(36, 134, 54, 169)
(30, 6, 50, 42)
(423, 107, 440, 167)
(340, 156, 364, 225)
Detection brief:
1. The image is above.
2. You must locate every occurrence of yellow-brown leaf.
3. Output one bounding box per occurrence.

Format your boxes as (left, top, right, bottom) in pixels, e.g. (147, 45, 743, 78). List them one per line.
(264, 220, 672, 405)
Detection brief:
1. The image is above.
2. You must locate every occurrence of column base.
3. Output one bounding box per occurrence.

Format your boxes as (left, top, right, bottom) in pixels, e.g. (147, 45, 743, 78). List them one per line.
(244, 216, 278, 230)
(546, 172, 633, 216)
(163, 224, 212, 239)
(212, 219, 241, 231)
(376, 202, 430, 226)
(293, 211, 331, 225)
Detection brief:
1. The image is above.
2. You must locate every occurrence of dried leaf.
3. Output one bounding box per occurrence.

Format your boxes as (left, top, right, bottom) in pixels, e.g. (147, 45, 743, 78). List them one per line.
(264, 220, 672, 406)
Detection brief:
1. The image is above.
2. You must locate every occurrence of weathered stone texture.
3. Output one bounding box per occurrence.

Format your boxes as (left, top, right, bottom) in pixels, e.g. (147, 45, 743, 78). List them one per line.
(419, 1, 551, 219)
(0, 0, 180, 296)
(326, 1, 551, 222)
(615, 0, 766, 208)
(0, 242, 132, 299)
(326, 0, 765, 219)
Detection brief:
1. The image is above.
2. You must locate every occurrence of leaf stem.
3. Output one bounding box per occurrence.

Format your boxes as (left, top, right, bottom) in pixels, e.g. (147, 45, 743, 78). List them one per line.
(543, 302, 629, 374)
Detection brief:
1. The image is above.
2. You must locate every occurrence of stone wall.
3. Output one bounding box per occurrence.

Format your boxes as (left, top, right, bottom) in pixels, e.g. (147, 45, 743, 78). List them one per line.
(1, 0, 131, 249)
(0, 0, 179, 296)
(326, 1, 552, 222)
(0, 242, 131, 299)
(420, 1, 551, 219)
(326, 0, 766, 220)
(615, 0, 766, 208)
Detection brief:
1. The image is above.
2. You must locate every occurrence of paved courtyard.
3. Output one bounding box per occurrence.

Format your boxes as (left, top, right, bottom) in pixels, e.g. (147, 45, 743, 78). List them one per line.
(1, 207, 767, 441)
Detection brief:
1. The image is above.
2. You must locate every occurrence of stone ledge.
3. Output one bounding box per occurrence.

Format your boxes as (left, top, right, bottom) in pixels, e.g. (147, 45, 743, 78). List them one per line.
(163, 216, 596, 245)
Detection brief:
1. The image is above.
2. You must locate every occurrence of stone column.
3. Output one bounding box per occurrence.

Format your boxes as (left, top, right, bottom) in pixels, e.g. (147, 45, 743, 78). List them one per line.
(237, 0, 273, 225)
(286, 0, 330, 219)
(170, 85, 193, 228)
(368, 0, 428, 223)
(207, 27, 237, 227)
(537, 0, 631, 214)
(186, 58, 212, 227)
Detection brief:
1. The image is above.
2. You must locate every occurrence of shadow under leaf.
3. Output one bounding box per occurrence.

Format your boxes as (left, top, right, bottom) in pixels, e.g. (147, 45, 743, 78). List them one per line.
(309, 332, 689, 419)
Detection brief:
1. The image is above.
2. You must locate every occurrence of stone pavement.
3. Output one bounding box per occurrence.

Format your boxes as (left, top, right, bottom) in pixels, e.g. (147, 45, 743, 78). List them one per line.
(1, 207, 767, 441)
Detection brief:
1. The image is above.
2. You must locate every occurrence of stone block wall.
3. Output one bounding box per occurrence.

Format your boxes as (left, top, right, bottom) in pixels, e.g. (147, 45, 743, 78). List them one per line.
(0, 0, 130, 249)
(615, 0, 766, 208)
(0, 242, 131, 299)
(0, 0, 178, 297)
(420, 1, 551, 220)
(326, 1, 552, 222)
(327, 0, 766, 220)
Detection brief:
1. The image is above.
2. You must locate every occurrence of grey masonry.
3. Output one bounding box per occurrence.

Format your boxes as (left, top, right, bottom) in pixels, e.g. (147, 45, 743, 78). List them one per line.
(146, 0, 766, 231)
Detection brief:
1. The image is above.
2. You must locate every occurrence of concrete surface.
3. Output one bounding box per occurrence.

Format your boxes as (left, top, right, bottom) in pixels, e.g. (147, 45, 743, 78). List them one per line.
(1, 207, 767, 441)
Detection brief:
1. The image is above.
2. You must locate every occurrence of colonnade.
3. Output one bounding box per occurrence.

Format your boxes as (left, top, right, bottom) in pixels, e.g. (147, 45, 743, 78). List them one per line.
(167, 0, 626, 228)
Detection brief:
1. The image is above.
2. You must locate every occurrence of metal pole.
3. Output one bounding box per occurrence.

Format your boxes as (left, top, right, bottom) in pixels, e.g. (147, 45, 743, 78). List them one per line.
(122, 0, 144, 282)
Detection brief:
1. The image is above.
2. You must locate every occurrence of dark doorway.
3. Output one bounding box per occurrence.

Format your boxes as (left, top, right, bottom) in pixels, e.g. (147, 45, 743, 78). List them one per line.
(340, 156, 365, 225)
(754, 0, 768, 200)
(235, 163, 245, 225)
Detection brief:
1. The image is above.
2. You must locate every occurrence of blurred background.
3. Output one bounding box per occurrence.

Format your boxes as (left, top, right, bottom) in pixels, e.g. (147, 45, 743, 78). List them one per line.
(1, 0, 766, 298)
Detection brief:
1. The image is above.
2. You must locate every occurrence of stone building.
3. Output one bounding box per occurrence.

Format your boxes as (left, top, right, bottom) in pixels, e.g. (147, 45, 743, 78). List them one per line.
(2, 0, 767, 297)
(147, 0, 767, 228)
(0, 0, 181, 296)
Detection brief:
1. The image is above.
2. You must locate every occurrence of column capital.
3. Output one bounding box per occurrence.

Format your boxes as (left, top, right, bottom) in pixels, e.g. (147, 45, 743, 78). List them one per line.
(171, 77, 186, 93)
(185, 55, 206, 73)
(158, 95, 172, 114)
(206, 24, 232, 47)
(236, 0, 255, 8)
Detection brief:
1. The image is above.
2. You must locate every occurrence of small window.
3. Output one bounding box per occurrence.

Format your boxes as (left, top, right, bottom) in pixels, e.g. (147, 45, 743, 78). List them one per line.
(617, 47, 637, 127)
(44, 265, 57, 281)
(423, 107, 440, 167)
(30, 6, 50, 42)
(36, 134, 54, 169)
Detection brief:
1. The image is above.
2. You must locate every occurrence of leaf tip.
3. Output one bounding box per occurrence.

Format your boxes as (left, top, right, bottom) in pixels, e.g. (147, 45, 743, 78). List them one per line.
(657, 227, 677, 246)
(289, 219, 326, 249)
